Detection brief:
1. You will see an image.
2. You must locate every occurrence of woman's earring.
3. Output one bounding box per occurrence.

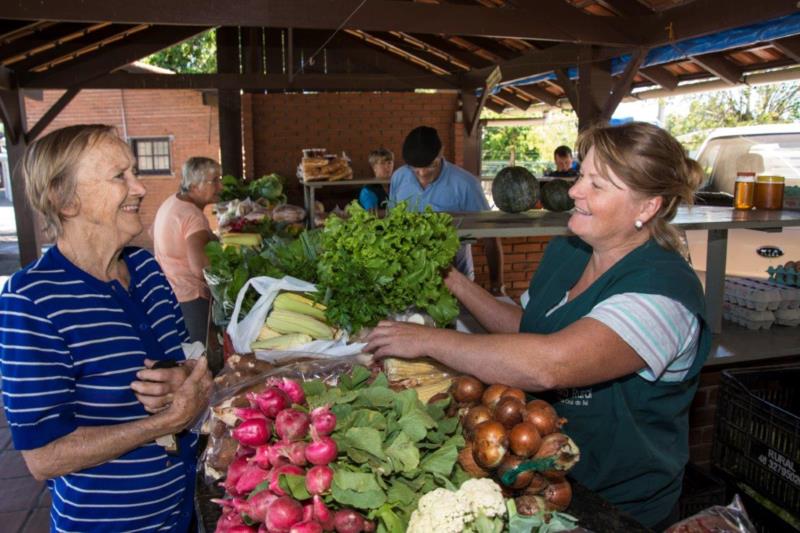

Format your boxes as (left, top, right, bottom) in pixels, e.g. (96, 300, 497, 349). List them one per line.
(634, 219, 643, 230)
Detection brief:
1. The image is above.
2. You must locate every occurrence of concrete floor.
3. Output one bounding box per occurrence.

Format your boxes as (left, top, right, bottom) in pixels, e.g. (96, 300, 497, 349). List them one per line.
(0, 198, 51, 532)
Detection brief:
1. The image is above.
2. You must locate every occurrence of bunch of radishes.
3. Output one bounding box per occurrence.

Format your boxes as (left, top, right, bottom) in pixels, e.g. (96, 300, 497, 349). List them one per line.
(213, 377, 374, 533)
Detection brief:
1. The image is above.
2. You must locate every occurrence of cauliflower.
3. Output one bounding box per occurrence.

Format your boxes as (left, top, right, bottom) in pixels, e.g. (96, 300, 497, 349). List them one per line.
(407, 479, 507, 533)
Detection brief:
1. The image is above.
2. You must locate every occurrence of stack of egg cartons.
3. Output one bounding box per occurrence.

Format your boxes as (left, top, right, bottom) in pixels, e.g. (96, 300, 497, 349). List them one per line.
(723, 277, 800, 329)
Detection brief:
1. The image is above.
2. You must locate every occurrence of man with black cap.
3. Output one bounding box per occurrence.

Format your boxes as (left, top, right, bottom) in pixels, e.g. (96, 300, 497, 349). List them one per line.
(390, 125, 505, 294)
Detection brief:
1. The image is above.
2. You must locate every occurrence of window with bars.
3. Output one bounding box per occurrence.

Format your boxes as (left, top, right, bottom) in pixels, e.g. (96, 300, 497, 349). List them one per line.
(131, 137, 172, 175)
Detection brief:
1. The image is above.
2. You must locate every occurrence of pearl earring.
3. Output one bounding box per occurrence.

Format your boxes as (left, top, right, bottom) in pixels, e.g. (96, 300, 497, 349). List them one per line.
(634, 220, 643, 230)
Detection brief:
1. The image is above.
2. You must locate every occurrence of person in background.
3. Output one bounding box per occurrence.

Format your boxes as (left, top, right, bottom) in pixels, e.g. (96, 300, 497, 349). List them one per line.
(359, 148, 392, 211)
(390, 126, 505, 295)
(0, 124, 212, 532)
(153, 156, 221, 345)
(368, 122, 710, 530)
(546, 145, 579, 178)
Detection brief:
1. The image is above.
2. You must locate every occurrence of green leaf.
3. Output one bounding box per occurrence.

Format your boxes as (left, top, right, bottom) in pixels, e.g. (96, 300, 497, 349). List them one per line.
(348, 409, 387, 432)
(385, 479, 418, 508)
(278, 473, 311, 501)
(393, 389, 421, 416)
(349, 365, 372, 389)
(371, 372, 390, 389)
(331, 470, 387, 509)
(302, 380, 326, 398)
(419, 441, 459, 477)
(344, 427, 386, 459)
(374, 504, 406, 533)
(356, 386, 397, 409)
(384, 431, 420, 474)
(397, 410, 436, 443)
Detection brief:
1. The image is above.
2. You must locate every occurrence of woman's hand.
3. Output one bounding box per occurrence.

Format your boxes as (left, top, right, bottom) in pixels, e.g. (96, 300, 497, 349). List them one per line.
(131, 359, 195, 413)
(364, 320, 440, 359)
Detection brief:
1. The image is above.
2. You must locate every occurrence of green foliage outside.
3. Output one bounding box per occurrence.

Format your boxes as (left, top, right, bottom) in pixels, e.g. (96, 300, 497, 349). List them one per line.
(663, 82, 800, 152)
(142, 30, 217, 73)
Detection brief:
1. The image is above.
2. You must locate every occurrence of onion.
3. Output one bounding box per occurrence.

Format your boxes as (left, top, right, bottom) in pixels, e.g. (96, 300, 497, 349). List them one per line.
(523, 472, 549, 495)
(452, 375, 485, 404)
(497, 454, 533, 490)
(509, 422, 542, 457)
(275, 408, 311, 441)
(524, 400, 565, 436)
(481, 384, 509, 409)
(515, 494, 548, 516)
(457, 442, 489, 478)
(501, 387, 526, 403)
(310, 405, 337, 436)
(544, 478, 573, 511)
(249, 387, 291, 418)
(265, 496, 304, 532)
(533, 433, 580, 472)
(463, 405, 493, 437)
(472, 420, 508, 470)
(493, 397, 525, 428)
(305, 465, 334, 495)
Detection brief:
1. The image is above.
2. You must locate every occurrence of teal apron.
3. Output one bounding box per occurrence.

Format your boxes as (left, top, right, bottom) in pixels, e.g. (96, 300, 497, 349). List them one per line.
(520, 237, 711, 527)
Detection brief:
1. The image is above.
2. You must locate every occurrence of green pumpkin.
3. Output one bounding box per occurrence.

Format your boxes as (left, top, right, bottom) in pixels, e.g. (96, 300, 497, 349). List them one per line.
(541, 179, 575, 212)
(492, 166, 540, 213)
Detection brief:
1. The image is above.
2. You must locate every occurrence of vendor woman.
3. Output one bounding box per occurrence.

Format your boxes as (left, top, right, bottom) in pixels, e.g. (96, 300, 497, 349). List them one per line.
(366, 121, 711, 530)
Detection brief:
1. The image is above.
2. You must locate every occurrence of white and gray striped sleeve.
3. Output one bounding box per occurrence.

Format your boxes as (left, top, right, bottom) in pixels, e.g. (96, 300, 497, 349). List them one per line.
(586, 292, 700, 382)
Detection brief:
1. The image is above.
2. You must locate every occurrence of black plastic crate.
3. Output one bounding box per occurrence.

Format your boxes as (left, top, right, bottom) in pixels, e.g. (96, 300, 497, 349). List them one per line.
(679, 463, 728, 519)
(711, 364, 800, 522)
(737, 487, 799, 533)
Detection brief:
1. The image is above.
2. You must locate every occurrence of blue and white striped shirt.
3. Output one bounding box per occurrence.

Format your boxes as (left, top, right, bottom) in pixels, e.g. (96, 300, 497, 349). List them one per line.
(0, 246, 198, 532)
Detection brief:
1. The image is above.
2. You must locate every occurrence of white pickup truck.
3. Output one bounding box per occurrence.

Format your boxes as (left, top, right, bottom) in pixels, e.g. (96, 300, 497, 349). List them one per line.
(685, 124, 800, 281)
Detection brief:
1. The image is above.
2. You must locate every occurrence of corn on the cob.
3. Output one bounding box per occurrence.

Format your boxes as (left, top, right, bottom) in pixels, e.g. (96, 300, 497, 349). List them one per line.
(273, 292, 327, 321)
(266, 309, 334, 340)
(252, 333, 313, 351)
(221, 232, 262, 248)
(257, 325, 282, 341)
(413, 378, 454, 403)
(383, 357, 453, 382)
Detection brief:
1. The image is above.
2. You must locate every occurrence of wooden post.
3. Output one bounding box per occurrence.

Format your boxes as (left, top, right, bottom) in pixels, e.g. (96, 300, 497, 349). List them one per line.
(216, 27, 243, 178)
(0, 89, 38, 265)
(460, 89, 482, 177)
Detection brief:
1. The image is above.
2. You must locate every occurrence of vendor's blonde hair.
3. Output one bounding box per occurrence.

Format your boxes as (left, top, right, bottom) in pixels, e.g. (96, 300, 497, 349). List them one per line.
(576, 122, 704, 254)
(21, 124, 118, 239)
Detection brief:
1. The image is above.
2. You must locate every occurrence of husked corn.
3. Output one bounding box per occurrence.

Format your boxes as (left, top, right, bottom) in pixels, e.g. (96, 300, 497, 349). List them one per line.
(266, 309, 334, 340)
(252, 333, 313, 351)
(273, 292, 327, 321)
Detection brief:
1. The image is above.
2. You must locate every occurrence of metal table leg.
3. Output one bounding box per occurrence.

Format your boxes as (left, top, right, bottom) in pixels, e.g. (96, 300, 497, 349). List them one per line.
(705, 228, 728, 334)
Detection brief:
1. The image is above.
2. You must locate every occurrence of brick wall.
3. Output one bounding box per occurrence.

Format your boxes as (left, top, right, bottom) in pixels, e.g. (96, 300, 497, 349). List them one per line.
(24, 89, 220, 249)
(473, 237, 551, 299)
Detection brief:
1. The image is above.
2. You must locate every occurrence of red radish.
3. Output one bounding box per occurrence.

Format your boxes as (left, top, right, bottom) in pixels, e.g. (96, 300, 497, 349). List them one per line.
(243, 489, 278, 523)
(275, 408, 311, 441)
(311, 495, 333, 530)
(269, 464, 305, 496)
(223, 456, 250, 496)
(305, 465, 333, 495)
(235, 407, 268, 421)
(279, 440, 308, 466)
(305, 432, 338, 465)
(232, 418, 271, 447)
(302, 501, 314, 523)
(333, 509, 366, 533)
(249, 387, 291, 418)
(289, 522, 323, 533)
(310, 406, 336, 436)
(265, 496, 304, 532)
(252, 445, 271, 469)
(235, 462, 271, 495)
(268, 377, 306, 405)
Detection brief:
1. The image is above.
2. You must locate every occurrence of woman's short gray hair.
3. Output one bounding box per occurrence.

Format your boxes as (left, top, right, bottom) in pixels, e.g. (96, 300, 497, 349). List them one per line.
(22, 124, 119, 239)
(180, 157, 220, 193)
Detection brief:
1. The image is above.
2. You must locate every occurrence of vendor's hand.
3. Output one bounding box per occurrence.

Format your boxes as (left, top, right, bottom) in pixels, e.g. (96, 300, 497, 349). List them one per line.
(131, 359, 193, 413)
(443, 267, 465, 293)
(364, 320, 437, 360)
(160, 357, 213, 433)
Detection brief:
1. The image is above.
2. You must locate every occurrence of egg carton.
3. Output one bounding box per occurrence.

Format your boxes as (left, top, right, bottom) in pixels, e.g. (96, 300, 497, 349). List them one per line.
(723, 277, 782, 312)
(726, 277, 800, 310)
(775, 308, 800, 327)
(722, 301, 775, 330)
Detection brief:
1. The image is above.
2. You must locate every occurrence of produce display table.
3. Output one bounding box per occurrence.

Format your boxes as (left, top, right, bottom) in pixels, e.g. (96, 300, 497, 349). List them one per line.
(302, 178, 390, 227)
(194, 475, 651, 533)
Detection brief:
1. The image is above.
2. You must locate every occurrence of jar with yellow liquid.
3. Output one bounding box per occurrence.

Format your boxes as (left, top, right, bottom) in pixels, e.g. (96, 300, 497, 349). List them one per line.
(733, 172, 755, 210)
(754, 175, 785, 210)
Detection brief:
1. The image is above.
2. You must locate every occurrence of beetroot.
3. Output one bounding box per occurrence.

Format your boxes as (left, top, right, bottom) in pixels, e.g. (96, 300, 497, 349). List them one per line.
(310, 406, 336, 436)
(305, 465, 333, 495)
(235, 462, 271, 495)
(275, 408, 311, 441)
(249, 387, 291, 418)
(265, 496, 304, 532)
(232, 418, 271, 447)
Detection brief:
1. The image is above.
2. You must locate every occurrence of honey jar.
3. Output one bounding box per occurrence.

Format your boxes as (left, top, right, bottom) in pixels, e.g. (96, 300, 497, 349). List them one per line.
(754, 175, 785, 210)
(733, 172, 755, 210)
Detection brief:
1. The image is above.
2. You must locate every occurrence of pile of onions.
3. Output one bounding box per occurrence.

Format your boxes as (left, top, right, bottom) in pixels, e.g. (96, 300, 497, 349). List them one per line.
(213, 377, 374, 533)
(450, 375, 579, 516)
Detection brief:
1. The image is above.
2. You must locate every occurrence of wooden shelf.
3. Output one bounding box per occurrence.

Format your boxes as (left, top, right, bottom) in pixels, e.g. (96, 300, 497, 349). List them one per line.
(302, 178, 390, 189)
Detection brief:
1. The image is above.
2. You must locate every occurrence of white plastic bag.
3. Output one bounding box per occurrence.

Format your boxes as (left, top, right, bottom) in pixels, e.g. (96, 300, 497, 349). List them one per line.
(226, 275, 366, 356)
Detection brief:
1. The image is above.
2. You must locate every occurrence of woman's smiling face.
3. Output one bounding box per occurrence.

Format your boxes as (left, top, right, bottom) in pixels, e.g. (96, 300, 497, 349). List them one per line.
(567, 146, 649, 249)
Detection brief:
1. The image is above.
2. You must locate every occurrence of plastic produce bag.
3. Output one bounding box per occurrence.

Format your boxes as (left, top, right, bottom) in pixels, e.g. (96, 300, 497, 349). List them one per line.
(226, 274, 366, 356)
(666, 495, 756, 533)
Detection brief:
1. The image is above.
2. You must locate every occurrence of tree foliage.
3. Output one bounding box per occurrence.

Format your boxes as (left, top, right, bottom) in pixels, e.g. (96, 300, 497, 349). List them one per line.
(665, 82, 800, 151)
(482, 126, 540, 161)
(143, 30, 217, 73)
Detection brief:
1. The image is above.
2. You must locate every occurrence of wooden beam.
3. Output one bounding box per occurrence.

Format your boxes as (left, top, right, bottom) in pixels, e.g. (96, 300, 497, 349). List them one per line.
(0, 0, 638, 45)
(771, 36, 800, 64)
(460, 90, 482, 176)
(639, 0, 798, 47)
(26, 88, 80, 142)
(217, 26, 242, 178)
(493, 88, 531, 111)
(598, 0, 652, 17)
(554, 68, 578, 110)
(690, 53, 742, 85)
(602, 47, 647, 119)
(411, 35, 493, 69)
(0, 65, 12, 90)
(514, 84, 560, 106)
(0, 23, 108, 65)
(485, 98, 506, 114)
(19, 25, 209, 88)
(638, 65, 678, 90)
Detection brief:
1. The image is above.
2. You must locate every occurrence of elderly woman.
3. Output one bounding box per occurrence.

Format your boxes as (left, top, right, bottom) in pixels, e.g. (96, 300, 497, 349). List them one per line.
(367, 122, 710, 530)
(0, 124, 212, 532)
(153, 156, 222, 344)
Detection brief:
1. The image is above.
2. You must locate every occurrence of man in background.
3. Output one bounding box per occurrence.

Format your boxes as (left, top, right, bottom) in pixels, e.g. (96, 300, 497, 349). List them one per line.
(545, 145, 579, 178)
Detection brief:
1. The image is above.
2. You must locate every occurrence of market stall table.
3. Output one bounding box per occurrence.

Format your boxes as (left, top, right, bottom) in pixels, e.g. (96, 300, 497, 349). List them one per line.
(302, 178, 391, 228)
